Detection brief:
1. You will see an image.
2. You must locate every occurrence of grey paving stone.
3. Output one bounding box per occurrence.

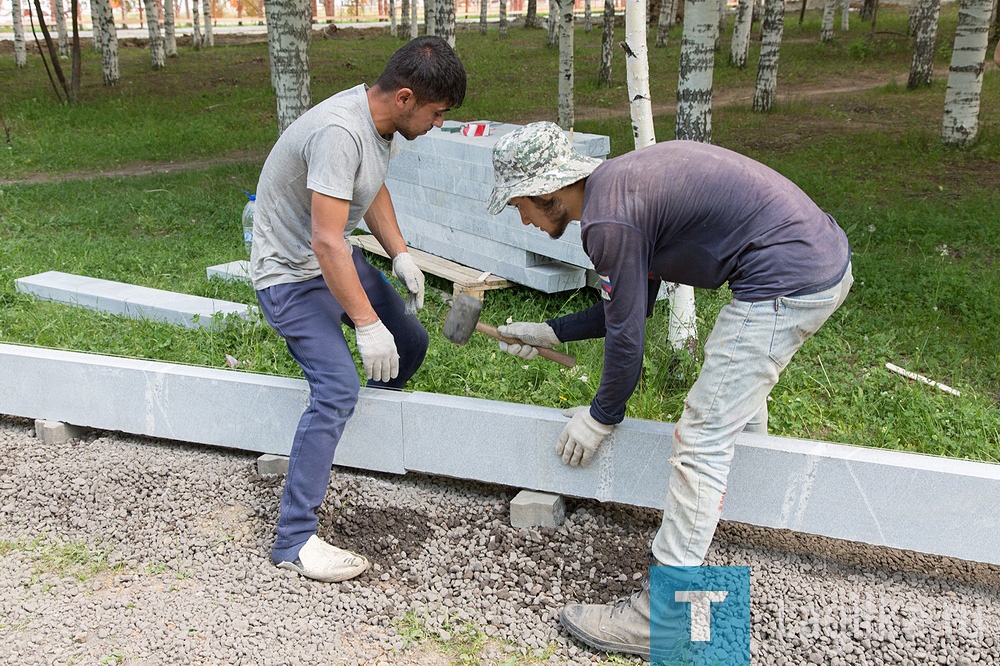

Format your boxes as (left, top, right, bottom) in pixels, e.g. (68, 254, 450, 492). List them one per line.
(510, 490, 566, 528)
(207, 261, 250, 283)
(15, 271, 257, 329)
(33, 419, 88, 445)
(256, 453, 290, 476)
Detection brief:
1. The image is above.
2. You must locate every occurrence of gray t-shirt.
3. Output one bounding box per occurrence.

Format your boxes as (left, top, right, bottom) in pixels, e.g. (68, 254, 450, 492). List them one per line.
(250, 84, 393, 290)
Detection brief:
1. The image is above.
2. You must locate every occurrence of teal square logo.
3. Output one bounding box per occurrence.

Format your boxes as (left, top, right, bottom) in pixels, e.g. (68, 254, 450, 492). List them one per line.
(650, 566, 750, 666)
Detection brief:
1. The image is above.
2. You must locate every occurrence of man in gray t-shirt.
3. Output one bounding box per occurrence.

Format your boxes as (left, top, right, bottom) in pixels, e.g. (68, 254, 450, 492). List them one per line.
(251, 37, 465, 584)
(487, 122, 852, 660)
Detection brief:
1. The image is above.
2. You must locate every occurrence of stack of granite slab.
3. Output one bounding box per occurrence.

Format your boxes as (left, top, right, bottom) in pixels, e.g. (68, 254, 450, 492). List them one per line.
(375, 121, 611, 293)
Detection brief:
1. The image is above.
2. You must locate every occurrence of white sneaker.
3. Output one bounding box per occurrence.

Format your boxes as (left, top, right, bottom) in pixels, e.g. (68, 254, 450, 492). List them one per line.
(276, 535, 370, 583)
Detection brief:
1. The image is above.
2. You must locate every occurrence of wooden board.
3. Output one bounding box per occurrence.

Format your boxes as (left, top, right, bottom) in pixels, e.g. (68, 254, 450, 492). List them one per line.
(350, 234, 511, 301)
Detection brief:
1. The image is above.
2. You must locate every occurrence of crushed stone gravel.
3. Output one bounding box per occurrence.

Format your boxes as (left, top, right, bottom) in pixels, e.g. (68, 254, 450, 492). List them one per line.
(1, 415, 998, 665)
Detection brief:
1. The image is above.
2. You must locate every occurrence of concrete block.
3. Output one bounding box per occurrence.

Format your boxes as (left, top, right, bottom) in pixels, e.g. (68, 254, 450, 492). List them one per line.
(15, 271, 257, 329)
(257, 453, 289, 476)
(34, 419, 87, 445)
(207, 261, 250, 283)
(510, 490, 566, 528)
(5, 344, 1000, 566)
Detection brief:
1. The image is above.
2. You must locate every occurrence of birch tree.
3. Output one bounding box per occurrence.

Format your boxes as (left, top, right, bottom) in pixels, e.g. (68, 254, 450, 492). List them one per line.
(526, 0, 538, 27)
(265, 0, 312, 134)
(202, 0, 215, 47)
(500, 0, 508, 37)
(12, 0, 28, 67)
(821, 0, 836, 41)
(438, 0, 456, 48)
(841, 0, 849, 30)
(143, 0, 166, 68)
(92, 0, 120, 84)
(401, 0, 410, 36)
(411, 0, 418, 39)
(730, 0, 752, 66)
(192, 0, 202, 48)
(941, 0, 992, 145)
(599, 0, 614, 84)
(908, 0, 940, 88)
(390, 0, 397, 37)
(54, 0, 69, 57)
(585, 0, 592, 31)
(753, 0, 785, 112)
(425, 0, 437, 38)
(656, 0, 676, 47)
(164, 0, 177, 56)
(547, 0, 558, 46)
(624, 0, 699, 349)
(676, 0, 718, 142)
(92, 5, 104, 53)
(480, 0, 488, 33)
(558, 0, 575, 128)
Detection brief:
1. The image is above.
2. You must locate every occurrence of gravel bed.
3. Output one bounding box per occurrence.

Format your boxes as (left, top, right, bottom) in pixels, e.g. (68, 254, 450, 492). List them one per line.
(1, 414, 998, 665)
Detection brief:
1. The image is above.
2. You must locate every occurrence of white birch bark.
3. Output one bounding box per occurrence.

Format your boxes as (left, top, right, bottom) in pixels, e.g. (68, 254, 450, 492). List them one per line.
(411, 0, 419, 39)
(941, 0, 991, 145)
(548, 0, 558, 46)
(92, 7, 105, 53)
(53, 0, 69, 56)
(202, 0, 215, 47)
(841, 0, 849, 30)
(753, 0, 784, 112)
(425, 0, 437, 37)
(907, 0, 940, 88)
(265, 0, 312, 134)
(676, 0, 718, 143)
(500, 0, 508, 37)
(624, 0, 654, 147)
(716, 0, 727, 50)
(143, 0, 166, 68)
(731, 0, 752, 66)
(439, 0, 456, 47)
(391, 0, 398, 37)
(12, 0, 27, 67)
(163, 0, 177, 56)
(585, 0, 592, 31)
(401, 0, 410, 35)
(599, 0, 614, 83)
(558, 0, 575, 128)
(656, 0, 672, 46)
(93, 0, 120, 83)
(821, 0, 836, 40)
(480, 0, 488, 33)
(192, 0, 202, 48)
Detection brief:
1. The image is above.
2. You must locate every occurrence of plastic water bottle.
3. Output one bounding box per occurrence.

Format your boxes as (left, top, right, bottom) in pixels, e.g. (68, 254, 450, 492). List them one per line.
(242, 190, 256, 255)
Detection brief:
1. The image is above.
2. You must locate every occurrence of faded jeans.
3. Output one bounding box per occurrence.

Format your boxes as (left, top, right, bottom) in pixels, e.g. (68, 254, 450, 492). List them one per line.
(652, 264, 853, 566)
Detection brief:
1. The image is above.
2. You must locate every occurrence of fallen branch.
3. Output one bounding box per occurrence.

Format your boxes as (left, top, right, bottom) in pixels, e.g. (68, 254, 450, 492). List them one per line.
(885, 363, 962, 397)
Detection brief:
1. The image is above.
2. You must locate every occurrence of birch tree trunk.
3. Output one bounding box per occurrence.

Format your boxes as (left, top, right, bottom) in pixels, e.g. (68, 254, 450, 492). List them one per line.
(731, 0, 752, 65)
(585, 0, 592, 31)
(841, 0, 849, 30)
(192, 0, 202, 48)
(265, 0, 312, 134)
(558, 0, 575, 128)
(54, 0, 69, 56)
(401, 0, 410, 36)
(439, 0, 456, 47)
(93, 0, 120, 83)
(599, 0, 614, 84)
(390, 0, 397, 37)
(656, 0, 672, 46)
(907, 0, 940, 88)
(676, 0, 718, 142)
(163, 0, 177, 56)
(425, 0, 437, 37)
(480, 0, 488, 33)
(143, 0, 166, 68)
(500, 0, 508, 37)
(92, 6, 104, 53)
(202, 0, 215, 47)
(13, 0, 28, 67)
(821, 0, 836, 40)
(548, 0, 558, 46)
(411, 0, 419, 38)
(716, 0, 727, 50)
(526, 0, 538, 27)
(753, 0, 784, 112)
(941, 0, 991, 145)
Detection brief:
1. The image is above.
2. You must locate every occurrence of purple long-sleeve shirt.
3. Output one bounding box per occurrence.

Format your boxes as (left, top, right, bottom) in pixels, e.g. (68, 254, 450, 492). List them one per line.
(548, 141, 851, 425)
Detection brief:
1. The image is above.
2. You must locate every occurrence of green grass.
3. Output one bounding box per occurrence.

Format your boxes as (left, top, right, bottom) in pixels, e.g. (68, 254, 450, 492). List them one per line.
(0, 7, 998, 463)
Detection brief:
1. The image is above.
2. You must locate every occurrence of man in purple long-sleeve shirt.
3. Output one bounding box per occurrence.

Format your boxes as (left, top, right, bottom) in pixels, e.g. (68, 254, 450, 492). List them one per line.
(487, 122, 852, 660)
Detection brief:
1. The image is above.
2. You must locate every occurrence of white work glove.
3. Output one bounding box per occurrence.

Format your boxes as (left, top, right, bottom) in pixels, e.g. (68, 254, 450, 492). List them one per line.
(557, 406, 614, 467)
(496, 322, 560, 360)
(355, 319, 399, 382)
(392, 252, 425, 313)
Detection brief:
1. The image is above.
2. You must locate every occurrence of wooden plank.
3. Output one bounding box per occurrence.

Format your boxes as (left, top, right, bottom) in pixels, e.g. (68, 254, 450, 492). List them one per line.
(350, 234, 511, 300)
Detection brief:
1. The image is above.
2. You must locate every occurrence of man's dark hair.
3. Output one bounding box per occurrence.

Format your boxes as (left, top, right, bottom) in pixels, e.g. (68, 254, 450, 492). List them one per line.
(374, 36, 467, 108)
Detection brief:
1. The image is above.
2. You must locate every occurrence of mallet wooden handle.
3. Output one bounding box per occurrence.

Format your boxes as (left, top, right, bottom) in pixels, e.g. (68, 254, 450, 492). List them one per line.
(475, 322, 576, 368)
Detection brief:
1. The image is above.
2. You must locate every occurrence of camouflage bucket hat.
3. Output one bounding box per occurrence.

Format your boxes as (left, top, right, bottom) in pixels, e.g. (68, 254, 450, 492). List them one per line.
(487, 122, 603, 215)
